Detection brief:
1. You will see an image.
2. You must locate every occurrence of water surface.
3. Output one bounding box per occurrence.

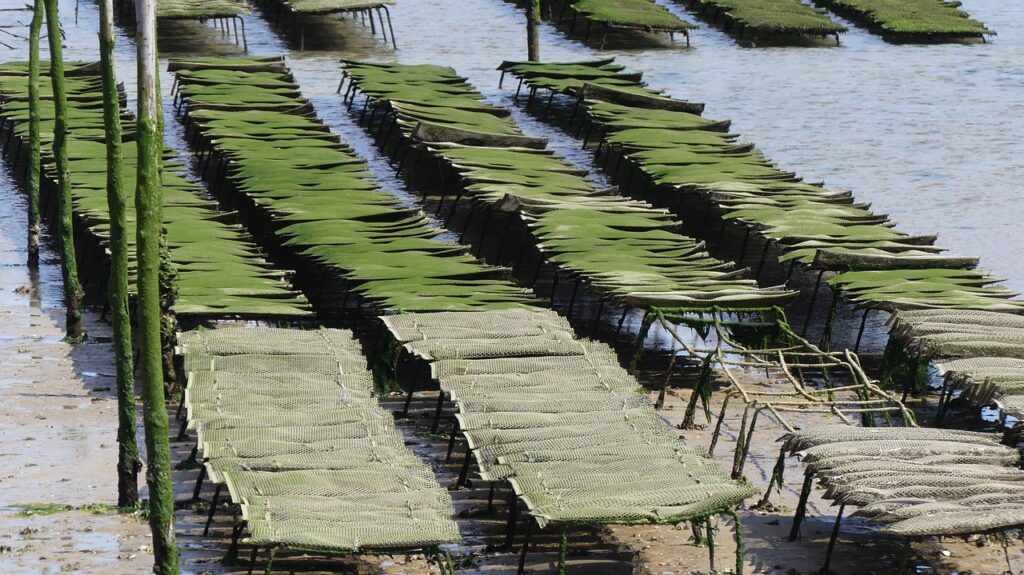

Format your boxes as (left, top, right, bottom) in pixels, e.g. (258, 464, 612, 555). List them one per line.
(278, 0, 1023, 292)
(10, 0, 1022, 291)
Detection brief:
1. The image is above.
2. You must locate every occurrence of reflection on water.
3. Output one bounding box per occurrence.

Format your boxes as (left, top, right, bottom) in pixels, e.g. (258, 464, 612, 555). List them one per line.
(980, 404, 1018, 426)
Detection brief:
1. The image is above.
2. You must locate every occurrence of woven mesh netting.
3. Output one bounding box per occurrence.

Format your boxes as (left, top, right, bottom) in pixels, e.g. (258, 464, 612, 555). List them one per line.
(149, 0, 250, 18)
(280, 0, 394, 15)
(403, 332, 587, 361)
(185, 371, 375, 402)
(346, 61, 796, 312)
(889, 309, 1024, 359)
(386, 308, 755, 528)
(179, 327, 460, 552)
(430, 347, 627, 378)
(888, 310, 1024, 418)
(441, 370, 640, 395)
(783, 426, 1024, 536)
(936, 357, 1024, 419)
(383, 308, 573, 342)
(169, 57, 537, 315)
(498, 60, 1009, 298)
(179, 328, 364, 356)
(0, 64, 311, 322)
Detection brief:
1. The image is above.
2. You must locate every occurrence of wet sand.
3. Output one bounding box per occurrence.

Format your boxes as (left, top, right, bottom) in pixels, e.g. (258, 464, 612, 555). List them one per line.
(0, 167, 152, 573)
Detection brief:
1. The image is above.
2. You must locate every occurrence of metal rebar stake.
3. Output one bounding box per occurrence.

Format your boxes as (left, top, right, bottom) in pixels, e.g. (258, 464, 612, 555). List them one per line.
(431, 390, 445, 434)
(203, 484, 222, 536)
(517, 520, 534, 575)
(789, 472, 814, 541)
(191, 465, 207, 501)
(503, 492, 518, 550)
(454, 444, 472, 489)
(821, 504, 846, 574)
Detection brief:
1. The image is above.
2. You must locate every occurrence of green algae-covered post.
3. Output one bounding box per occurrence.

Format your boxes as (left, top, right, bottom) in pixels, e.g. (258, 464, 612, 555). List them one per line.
(27, 0, 43, 268)
(99, 0, 141, 509)
(44, 0, 84, 340)
(134, 0, 179, 572)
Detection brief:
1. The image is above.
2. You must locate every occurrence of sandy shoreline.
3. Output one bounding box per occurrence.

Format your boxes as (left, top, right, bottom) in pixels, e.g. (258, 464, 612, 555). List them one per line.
(0, 176, 151, 574)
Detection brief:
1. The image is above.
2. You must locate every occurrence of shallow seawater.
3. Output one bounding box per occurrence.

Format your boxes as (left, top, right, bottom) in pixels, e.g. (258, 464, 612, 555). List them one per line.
(273, 0, 1024, 292)
(7, 0, 1022, 290)
(1, 0, 1018, 403)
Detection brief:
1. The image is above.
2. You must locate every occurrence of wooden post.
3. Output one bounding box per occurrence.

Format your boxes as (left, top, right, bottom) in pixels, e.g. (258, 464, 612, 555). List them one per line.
(27, 0, 43, 268)
(135, 0, 180, 572)
(44, 0, 84, 340)
(99, 0, 140, 508)
(527, 0, 540, 61)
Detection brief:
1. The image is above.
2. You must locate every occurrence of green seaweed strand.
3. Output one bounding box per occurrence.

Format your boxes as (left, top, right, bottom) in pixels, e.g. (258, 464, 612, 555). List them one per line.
(730, 404, 751, 479)
(680, 349, 716, 428)
(263, 547, 277, 575)
(756, 445, 789, 507)
(706, 518, 716, 571)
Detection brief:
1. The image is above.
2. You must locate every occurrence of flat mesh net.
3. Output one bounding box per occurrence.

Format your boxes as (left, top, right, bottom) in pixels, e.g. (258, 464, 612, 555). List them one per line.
(386, 308, 755, 528)
(179, 327, 460, 553)
(783, 426, 1024, 536)
(889, 310, 1024, 418)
